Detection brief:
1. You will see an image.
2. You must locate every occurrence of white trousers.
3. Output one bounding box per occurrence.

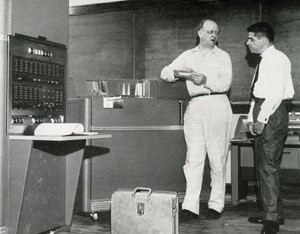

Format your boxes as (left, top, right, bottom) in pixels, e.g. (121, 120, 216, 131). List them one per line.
(182, 95, 232, 214)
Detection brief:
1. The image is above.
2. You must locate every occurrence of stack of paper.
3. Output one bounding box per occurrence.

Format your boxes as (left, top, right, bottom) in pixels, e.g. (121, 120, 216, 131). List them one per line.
(34, 123, 84, 136)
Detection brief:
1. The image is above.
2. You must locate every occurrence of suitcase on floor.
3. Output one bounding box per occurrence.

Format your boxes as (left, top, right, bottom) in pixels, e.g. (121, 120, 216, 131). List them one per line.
(111, 187, 179, 234)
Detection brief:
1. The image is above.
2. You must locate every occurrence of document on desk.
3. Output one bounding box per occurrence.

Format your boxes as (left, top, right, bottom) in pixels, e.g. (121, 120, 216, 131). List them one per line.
(231, 118, 250, 142)
(240, 119, 249, 132)
(34, 123, 87, 136)
(230, 137, 248, 142)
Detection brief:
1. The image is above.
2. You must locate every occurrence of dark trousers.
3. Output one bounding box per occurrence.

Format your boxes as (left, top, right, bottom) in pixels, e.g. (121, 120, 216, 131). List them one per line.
(253, 99, 289, 222)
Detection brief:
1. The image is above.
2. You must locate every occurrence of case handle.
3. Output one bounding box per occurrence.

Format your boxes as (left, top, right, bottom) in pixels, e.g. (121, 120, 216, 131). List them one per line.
(132, 187, 152, 198)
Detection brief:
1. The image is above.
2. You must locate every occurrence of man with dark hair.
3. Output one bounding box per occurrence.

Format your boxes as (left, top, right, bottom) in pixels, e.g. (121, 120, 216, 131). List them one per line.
(245, 21, 294, 234)
(247, 21, 275, 42)
(160, 19, 232, 222)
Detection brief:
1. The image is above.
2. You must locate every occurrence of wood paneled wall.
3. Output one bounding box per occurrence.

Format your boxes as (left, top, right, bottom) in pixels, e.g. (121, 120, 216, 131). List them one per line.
(134, 1, 260, 101)
(263, 0, 300, 103)
(10, 0, 69, 45)
(69, 12, 134, 97)
(69, 0, 300, 104)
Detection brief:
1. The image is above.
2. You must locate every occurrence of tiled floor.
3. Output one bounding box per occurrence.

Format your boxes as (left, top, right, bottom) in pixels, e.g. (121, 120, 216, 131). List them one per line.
(56, 184, 300, 234)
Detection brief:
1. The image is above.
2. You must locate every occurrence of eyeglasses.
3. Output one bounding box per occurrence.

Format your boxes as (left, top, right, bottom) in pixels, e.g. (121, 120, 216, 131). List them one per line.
(203, 30, 219, 36)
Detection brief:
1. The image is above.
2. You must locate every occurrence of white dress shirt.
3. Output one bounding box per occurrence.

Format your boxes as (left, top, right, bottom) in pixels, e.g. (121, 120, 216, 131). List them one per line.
(248, 45, 295, 123)
(160, 46, 232, 96)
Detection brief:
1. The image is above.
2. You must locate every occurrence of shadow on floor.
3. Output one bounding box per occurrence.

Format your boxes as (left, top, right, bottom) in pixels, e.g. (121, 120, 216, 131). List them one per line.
(57, 184, 300, 234)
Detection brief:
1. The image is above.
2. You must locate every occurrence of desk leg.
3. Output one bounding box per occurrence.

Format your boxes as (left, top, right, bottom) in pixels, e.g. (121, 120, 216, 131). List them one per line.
(231, 145, 240, 205)
(65, 140, 86, 225)
(8, 140, 86, 234)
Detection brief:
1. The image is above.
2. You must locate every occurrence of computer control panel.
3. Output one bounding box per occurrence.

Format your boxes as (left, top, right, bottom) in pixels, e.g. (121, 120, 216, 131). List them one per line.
(7, 34, 67, 134)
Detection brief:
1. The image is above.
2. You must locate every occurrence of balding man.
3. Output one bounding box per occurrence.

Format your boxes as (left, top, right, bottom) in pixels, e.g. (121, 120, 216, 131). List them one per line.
(160, 19, 232, 221)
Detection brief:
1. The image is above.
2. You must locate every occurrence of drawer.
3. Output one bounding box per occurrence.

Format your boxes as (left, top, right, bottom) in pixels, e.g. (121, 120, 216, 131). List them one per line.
(281, 149, 299, 169)
(240, 147, 254, 167)
(240, 147, 300, 169)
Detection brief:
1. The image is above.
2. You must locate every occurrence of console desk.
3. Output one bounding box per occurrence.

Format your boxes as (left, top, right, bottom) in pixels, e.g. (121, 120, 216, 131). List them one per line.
(7, 134, 111, 234)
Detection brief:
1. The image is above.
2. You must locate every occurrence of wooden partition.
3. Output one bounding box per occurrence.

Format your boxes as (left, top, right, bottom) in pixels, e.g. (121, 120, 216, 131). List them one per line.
(69, 0, 261, 100)
(134, 1, 260, 101)
(69, 0, 300, 104)
(69, 11, 134, 97)
(263, 0, 300, 103)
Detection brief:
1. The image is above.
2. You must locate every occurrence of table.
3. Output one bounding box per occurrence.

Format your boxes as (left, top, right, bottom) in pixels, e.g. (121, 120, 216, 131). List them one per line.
(230, 138, 300, 205)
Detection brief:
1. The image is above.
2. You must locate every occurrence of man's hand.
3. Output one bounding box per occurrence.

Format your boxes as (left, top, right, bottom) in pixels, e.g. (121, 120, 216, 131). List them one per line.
(189, 72, 207, 86)
(248, 121, 265, 135)
(253, 121, 265, 135)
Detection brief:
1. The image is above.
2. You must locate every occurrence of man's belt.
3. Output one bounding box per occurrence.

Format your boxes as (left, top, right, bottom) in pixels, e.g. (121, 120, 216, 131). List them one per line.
(254, 97, 292, 105)
(191, 92, 227, 98)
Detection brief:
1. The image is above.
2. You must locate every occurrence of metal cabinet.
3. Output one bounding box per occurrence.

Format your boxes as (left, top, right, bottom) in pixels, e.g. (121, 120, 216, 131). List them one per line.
(67, 96, 188, 215)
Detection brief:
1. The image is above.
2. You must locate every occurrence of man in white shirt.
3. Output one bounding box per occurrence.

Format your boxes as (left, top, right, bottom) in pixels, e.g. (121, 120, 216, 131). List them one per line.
(246, 22, 294, 234)
(160, 19, 232, 222)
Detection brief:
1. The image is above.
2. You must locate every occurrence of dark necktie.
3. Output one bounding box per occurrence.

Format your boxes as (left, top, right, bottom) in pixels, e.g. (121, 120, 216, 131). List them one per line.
(250, 56, 262, 98)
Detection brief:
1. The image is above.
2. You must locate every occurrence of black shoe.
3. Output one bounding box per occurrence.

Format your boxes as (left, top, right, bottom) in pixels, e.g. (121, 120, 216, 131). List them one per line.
(205, 208, 221, 220)
(248, 216, 284, 225)
(261, 221, 279, 234)
(179, 209, 199, 222)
